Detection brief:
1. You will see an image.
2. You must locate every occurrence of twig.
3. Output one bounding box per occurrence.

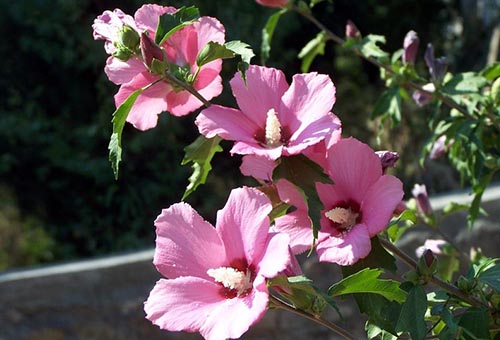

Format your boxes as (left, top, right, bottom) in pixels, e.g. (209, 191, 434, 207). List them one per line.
(378, 238, 487, 308)
(269, 295, 357, 340)
(163, 72, 212, 108)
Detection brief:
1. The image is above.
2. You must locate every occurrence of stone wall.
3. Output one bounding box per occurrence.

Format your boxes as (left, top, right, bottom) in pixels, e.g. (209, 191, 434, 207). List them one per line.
(1, 184, 499, 340)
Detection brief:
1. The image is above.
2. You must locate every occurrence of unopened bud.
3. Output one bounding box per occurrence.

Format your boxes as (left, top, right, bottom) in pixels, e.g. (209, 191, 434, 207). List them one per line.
(425, 44, 448, 82)
(429, 135, 453, 160)
(412, 184, 433, 216)
(412, 83, 435, 107)
(402, 30, 419, 65)
(417, 249, 437, 275)
(345, 20, 361, 39)
(375, 150, 399, 173)
(119, 25, 140, 51)
(140, 32, 164, 69)
(457, 275, 473, 292)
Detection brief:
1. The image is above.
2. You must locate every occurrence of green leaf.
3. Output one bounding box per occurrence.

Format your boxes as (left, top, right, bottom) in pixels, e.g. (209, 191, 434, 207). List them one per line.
(442, 201, 470, 217)
(268, 275, 339, 316)
(261, 9, 287, 64)
(196, 41, 238, 67)
(181, 135, 222, 200)
(481, 62, 500, 80)
(298, 31, 326, 73)
(395, 284, 428, 340)
(441, 72, 487, 96)
(386, 209, 417, 242)
(359, 34, 389, 59)
(372, 86, 402, 125)
(273, 154, 331, 239)
(329, 268, 406, 303)
(355, 294, 401, 335)
(457, 308, 490, 340)
(224, 40, 255, 82)
(155, 6, 200, 45)
(477, 263, 500, 293)
(108, 88, 143, 179)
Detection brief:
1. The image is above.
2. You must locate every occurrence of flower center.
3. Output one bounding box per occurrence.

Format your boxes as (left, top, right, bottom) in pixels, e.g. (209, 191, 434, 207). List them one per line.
(265, 108, 282, 147)
(325, 206, 359, 231)
(207, 266, 253, 297)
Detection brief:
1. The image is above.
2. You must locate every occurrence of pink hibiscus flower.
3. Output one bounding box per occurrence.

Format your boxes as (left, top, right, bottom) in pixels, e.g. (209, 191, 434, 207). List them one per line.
(92, 9, 138, 55)
(196, 65, 341, 160)
(315, 138, 404, 265)
(144, 187, 292, 340)
(256, 0, 289, 8)
(94, 5, 225, 130)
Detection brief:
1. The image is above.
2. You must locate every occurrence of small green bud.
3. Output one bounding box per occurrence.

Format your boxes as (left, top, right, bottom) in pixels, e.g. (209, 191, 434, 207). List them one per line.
(119, 25, 140, 52)
(112, 47, 133, 61)
(403, 270, 420, 283)
(457, 275, 473, 292)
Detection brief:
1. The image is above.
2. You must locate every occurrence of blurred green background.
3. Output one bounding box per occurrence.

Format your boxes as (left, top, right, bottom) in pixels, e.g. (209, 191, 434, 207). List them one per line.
(1, 0, 497, 269)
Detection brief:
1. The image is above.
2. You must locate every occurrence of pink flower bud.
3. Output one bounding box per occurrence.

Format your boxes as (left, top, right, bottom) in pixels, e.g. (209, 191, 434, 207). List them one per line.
(411, 184, 433, 216)
(429, 135, 453, 160)
(140, 32, 164, 68)
(345, 19, 361, 39)
(412, 83, 435, 107)
(375, 150, 399, 173)
(402, 30, 419, 65)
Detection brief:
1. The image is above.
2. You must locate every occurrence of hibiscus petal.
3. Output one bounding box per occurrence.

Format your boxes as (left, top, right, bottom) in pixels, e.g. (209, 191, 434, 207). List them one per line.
(316, 223, 372, 265)
(199, 285, 269, 340)
(104, 57, 146, 85)
(230, 65, 289, 127)
(285, 114, 340, 156)
(326, 137, 382, 203)
(274, 180, 314, 254)
(216, 187, 272, 264)
(144, 277, 225, 334)
(361, 175, 403, 236)
(255, 232, 291, 278)
(196, 105, 260, 142)
(195, 16, 226, 53)
(115, 72, 169, 131)
(239, 155, 276, 181)
(280, 72, 336, 132)
(154, 202, 226, 279)
(230, 142, 283, 160)
(134, 4, 175, 33)
(316, 182, 351, 209)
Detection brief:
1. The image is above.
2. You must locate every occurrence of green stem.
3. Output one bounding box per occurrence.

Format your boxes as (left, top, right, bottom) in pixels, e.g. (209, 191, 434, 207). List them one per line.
(164, 72, 212, 107)
(269, 295, 357, 340)
(379, 238, 487, 308)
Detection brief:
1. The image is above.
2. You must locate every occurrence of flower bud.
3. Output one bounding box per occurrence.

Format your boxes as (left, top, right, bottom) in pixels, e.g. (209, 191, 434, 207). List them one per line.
(375, 150, 399, 173)
(412, 83, 435, 107)
(429, 135, 453, 160)
(119, 25, 140, 51)
(417, 249, 437, 276)
(345, 20, 361, 39)
(411, 184, 433, 216)
(256, 0, 288, 8)
(402, 30, 419, 65)
(140, 32, 164, 69)
(425, 44, 448, 82)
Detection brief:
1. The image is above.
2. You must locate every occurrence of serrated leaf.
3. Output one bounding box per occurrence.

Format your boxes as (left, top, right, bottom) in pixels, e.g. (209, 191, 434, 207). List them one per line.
(273, 154, 331, 239)
(441, 72, 487, 95)
(329, 268, 406, 303)
(108, 88, 143, 179)
(355, 294, 401, 335)
(442, 202, 470, 216)
(155, 6, 200, 45)
(261, 9, 287, 64)
(181, 135, 222, 200)
(196, 41, 237, 67)
(386, 209, 416, 242)
(360, 34, 389, 59)
(395, 284, 427, 340)
(372, 86, 402, 126)
(224, 40, 255, 82)
(477, 263, 500, 292)
(298, 31, 326, 72)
